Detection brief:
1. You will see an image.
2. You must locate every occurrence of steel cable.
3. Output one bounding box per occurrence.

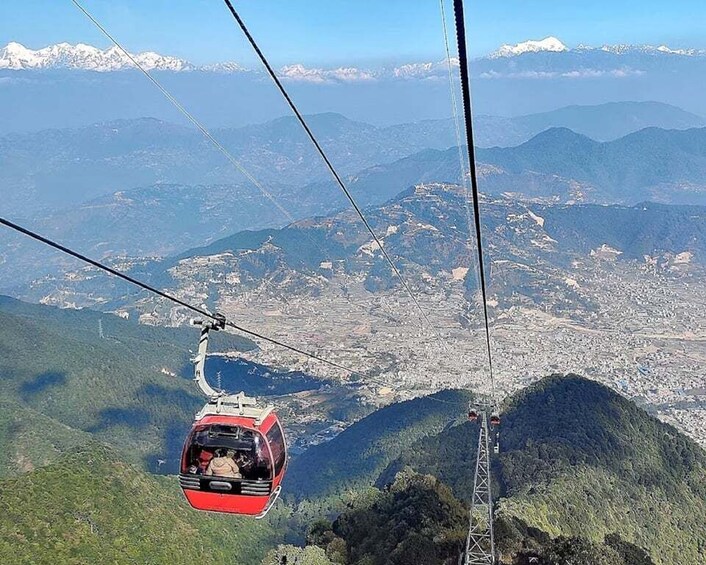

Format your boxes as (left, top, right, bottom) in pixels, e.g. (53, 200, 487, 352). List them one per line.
(452, 0, 497, 404)
(221, 0, 446, 349)
(0, 216, 357, 376)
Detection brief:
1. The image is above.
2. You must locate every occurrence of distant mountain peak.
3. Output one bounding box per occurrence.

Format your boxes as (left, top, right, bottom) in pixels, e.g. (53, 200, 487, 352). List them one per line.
(0, 41, 378, 80)
(0, 41, 195, 72)
(524, 126, 596, 145)
(487, 38, 706, 59)
(596, 43, 705, 56)
(491, 37, 569, 58)
(4, 41, 32, 54)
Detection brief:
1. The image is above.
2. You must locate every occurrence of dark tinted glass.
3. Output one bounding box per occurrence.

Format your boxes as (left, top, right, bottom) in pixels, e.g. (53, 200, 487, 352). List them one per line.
(182, 424, 273, 480)
(266, 422, 286, 475)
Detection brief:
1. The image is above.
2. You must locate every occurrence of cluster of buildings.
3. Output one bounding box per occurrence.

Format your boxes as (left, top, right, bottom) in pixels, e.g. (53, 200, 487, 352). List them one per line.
(217, 257, 706, 448)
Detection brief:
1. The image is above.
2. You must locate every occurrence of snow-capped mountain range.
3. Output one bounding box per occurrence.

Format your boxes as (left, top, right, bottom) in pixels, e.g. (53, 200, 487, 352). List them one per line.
(492, 37, 569, 57)
(1, 39, 704, 80)
(491, 36, 706, 58)
(0, 41, 195, 71)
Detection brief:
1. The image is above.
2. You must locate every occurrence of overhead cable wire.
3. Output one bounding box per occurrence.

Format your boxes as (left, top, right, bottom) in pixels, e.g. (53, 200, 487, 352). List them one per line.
(440, 0, 469, 187)
(1, 216, 469, 407)
(0, 216, 359, 377)
(452, 0, 497, 403)
(440, 0, 479, 285)
(438, 0, 484, 407)
(440, 0, 486, 384)
(70, 0, 300, 228)
(220, 0, 445, 347)
(73, 0, 428, 332)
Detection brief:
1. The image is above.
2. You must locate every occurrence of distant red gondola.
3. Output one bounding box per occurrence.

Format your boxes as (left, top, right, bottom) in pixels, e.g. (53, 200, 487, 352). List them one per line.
(490, 413, 501, 426)
(179, 316, 287, 518)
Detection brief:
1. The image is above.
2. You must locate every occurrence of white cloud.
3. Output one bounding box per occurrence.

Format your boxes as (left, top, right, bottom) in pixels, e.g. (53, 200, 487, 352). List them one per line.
(609, 68, 646, 77)
(479, 70, 558, 79)
(561, 69, 601, 78)
(560, 68, 645, 78)
(200, 61, 249, 73)
(479, 67, 645, 80)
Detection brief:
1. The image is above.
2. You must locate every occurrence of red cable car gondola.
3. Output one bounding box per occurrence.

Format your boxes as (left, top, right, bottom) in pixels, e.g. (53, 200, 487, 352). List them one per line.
(467, 403, 478, 422)
(179, 316, 287, 518)
(490, 413, 501, 427)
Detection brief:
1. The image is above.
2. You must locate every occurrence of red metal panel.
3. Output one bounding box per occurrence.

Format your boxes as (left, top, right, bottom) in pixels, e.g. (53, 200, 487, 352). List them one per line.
(183, 489, 268, 516)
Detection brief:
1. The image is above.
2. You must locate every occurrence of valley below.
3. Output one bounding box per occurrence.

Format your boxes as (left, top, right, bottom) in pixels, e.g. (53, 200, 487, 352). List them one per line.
(14, 184, 706, 451)
(213, 259, 706, 450)
(2, 89, 706, 563)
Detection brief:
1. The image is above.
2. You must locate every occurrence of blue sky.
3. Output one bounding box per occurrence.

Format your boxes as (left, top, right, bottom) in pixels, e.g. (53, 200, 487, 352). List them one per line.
(2, 0, 706, 67)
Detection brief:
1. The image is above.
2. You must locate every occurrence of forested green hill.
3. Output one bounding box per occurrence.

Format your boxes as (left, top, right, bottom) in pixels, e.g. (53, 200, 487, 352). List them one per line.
(0, 445, 280, 565)
(305, 470, 655, 565)
(0, 397, 91, 477)
(289, 375, 706, 565)
(285, 389, 471, 502)
(2, 298, 703, 565)
(0, 296, 253, 473)
(323, 471, 468, 564)
(494, 376, 706, 565)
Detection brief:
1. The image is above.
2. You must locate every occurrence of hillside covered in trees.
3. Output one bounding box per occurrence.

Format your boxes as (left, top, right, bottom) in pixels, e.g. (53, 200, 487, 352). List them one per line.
(286, 376, 706, 565)
(0, 296, 254, 474)
(1, 296, 704, 564)
(0, 445, 282, 564)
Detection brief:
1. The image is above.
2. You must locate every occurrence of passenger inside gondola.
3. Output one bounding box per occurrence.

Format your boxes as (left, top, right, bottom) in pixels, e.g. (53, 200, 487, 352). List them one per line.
(205, 448, 241, 478)
(198, 449, 213, 473)
(235, 451, 255, 478)
(182, 424, 274, 481)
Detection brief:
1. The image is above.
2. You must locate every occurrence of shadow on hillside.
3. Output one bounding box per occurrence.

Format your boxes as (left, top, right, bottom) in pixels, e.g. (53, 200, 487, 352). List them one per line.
(140, 383, 201, 410)
(86, 407, 151, 433)
(144, 421, 192, 475)
(20, 371, 66, 395)
(137, 383, 202, 475)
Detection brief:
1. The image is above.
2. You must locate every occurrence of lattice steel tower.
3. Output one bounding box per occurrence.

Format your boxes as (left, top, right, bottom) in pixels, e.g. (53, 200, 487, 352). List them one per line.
(463, 411, 496, 565)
